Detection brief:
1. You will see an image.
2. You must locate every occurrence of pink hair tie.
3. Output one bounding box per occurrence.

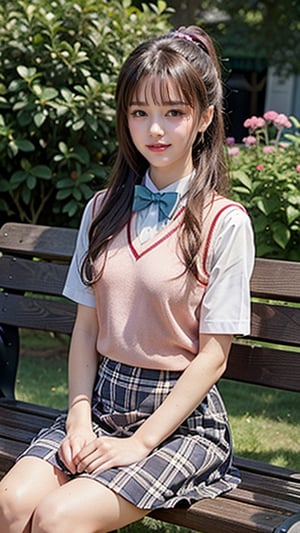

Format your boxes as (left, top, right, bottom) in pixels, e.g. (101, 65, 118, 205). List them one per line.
(172, 31, 194, 43)
(171, 30, 209, 54)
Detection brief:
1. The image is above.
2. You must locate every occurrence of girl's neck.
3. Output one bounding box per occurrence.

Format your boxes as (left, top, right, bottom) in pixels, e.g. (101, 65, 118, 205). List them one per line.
(149, 165, 195, 190)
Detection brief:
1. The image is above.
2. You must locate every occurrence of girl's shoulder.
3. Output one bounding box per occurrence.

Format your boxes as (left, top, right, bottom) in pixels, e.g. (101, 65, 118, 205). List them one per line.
(203, 192, 250, 233)
(203, 193, 247, 224)
(90, 189, 108, 219)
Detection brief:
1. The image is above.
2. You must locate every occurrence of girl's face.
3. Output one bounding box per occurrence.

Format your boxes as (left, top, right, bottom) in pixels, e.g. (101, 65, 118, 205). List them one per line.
(127, 76, 213, 188)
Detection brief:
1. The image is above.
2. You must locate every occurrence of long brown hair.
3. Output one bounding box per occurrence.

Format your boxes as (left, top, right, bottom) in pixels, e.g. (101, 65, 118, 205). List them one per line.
(82, 25, 229, 282)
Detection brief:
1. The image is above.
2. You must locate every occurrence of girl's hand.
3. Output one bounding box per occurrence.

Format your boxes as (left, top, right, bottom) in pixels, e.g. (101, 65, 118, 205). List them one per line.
(59, 428, 96, 474)
(74, 435, 151, 475)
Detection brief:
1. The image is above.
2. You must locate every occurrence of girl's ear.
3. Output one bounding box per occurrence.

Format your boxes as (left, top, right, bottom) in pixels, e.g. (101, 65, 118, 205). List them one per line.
(198, 105, 214, 133)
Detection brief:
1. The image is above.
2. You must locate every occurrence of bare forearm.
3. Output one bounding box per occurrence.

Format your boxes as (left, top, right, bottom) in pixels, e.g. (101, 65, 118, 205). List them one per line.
(66, 305, 99, 431)
(67, 330, 98, 427)
(134, 335, 232, 452)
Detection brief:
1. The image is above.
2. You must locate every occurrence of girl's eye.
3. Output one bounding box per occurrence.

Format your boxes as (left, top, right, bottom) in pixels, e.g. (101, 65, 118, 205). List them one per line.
(167, 109, 184, 117)
(130, 109, 146, 118)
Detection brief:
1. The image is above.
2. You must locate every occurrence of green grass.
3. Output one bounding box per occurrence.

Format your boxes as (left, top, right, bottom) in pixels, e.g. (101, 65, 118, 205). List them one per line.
(13, 330, 300, 532)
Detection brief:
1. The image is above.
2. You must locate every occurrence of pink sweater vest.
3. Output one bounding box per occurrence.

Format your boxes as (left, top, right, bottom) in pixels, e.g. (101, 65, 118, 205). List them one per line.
(92, 193, 244, 370)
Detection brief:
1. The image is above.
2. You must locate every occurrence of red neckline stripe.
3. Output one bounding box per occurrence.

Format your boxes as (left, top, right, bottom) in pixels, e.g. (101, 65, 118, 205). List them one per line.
(128, 207, 185, 260)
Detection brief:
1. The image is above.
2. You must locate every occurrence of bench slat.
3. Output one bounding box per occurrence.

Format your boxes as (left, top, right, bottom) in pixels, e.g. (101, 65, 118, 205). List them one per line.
(250, 301, 300, 346)
(240, 470, 300, 501)
(151, 497, 291, 533)
(224, 487, 299, 514)
(0, 405, 58, 433)
(234, 455, 300, 481)
(0, 255, 69, 295)
(0, 223, 77, 261)
(250, 258, 300, 301)
(0, 293, 75, 334)
(226, 344, 300, 392)
(0, 399, 60, 417)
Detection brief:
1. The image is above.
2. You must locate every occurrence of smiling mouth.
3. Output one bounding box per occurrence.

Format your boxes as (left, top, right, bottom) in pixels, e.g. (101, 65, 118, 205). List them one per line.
(146, 143, 171, 152)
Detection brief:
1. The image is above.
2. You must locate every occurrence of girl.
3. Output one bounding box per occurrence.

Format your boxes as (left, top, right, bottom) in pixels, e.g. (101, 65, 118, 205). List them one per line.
(0, 25, 254, 533)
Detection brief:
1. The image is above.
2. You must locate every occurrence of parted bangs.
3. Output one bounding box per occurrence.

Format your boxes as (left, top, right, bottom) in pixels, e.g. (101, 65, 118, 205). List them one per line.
(117, 46, 208, 115)
(130, 72, 195, 108)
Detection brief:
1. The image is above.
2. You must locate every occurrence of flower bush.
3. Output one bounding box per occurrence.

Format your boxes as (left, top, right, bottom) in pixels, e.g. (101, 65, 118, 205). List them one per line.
(228, 111, 300, 260)
(0, 0, 172, 226)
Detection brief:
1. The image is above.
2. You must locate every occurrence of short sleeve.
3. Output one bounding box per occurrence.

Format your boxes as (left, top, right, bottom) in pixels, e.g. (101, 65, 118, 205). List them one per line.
(62, 196, 96, 307)
(200, 207, 255, 335)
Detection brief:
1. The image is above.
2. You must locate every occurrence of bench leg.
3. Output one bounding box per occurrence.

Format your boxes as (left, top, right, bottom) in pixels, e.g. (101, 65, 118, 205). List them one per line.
(273, 512, 300, 532)
(0, 325, 19, 399)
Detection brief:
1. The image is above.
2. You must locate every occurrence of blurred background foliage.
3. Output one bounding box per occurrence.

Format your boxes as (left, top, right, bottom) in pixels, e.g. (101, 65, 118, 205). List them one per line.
(0, 0, 299, 260)
(0, 0, 172, 226)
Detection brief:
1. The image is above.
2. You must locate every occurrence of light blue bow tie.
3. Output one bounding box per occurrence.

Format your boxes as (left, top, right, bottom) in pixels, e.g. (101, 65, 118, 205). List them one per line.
(133, 185, 179, 222)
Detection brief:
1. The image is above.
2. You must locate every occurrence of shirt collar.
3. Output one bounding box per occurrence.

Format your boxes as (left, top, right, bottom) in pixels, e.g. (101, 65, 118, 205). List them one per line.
(144, 170, 194, 200)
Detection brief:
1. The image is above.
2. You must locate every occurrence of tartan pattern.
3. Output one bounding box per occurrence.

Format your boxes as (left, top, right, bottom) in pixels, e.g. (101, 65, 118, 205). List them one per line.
(20, 357, 240, 510)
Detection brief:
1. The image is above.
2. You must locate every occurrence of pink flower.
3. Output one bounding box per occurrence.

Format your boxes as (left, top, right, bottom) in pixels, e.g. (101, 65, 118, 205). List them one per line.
(244, 116, 266, 132)
(274, 113, 292, 130)
(226, 137, 235, 146)
(263, 146, 275, 154)
(228, 146, 240, 156)
(256, 164, 264, 171)
(242, 135, 256, 147)
(263, 110, 279, 123)
(296, 164, 300, 173)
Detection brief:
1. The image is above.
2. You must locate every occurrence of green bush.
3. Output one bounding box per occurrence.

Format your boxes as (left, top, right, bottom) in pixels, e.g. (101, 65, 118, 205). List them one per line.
(228, 113, 300, 260)
(0, 0, 172, 226)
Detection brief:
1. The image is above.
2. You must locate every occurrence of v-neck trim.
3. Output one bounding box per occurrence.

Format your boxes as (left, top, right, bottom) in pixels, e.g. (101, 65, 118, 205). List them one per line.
(127, 206, 185, 260)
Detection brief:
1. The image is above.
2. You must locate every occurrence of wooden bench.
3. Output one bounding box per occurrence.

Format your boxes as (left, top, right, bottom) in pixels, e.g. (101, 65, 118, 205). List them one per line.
(0, 221, 300, 533)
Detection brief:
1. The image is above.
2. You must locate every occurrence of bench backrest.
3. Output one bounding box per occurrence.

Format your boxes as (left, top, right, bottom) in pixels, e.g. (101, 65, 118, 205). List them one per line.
(1, 222, 300, 394)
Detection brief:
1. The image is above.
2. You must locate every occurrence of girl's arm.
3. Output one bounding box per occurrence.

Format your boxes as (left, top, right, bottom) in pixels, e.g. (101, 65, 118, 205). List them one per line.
(134, 333, 232, 450)
(74, 333, 232, 474)
(59, 303, 99, 473)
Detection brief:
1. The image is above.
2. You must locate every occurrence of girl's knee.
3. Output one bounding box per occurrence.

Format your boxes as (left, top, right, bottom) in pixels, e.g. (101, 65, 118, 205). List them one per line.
(32, 496, 64, 533)
(32, 495, 89, 533)
(32, 495, 108, 533)
(0, 477, 32, 528)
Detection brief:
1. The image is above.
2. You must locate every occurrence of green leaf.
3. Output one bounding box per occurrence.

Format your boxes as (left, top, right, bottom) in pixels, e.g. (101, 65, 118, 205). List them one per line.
(8, 140, 19, 156)
(31, 165, 52, 179)
(21, 187, 31, 205)
(34, 112, 47, 127)
(60, 88, 74, 102)
(80, 183, 93, 199)
(73, 188, 82, 201)
(15, 140, 35, 152)
(256, 196, 281, 216)
(56, 178, 73, 189)
(254, 214, 269, 232)
(62, 199, 78, 217)
(41, 87, 59, 101)
(0, 198, 9, 211)
(0, 179, 10, 192)
(56, 189, 72, 200)
(17, 65, 37, 79)
(286, 205, 299, 224)
(58, 142, 68, 155)
(11, 170, 28, 185)
(272, 221, 291, 249)
(26, 175, 37, 190)
(233, 170, 252, 191)
(72, 119, 85, 131)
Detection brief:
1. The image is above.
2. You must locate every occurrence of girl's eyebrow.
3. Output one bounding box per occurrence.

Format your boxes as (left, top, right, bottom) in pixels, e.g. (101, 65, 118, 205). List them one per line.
(129, 99, 188, 106)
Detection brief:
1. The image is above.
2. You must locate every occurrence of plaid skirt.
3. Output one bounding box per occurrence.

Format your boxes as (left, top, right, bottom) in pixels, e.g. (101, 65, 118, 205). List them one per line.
(19, 357, 240, 510)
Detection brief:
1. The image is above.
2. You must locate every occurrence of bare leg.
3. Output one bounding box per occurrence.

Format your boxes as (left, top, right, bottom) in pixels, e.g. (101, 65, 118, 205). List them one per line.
(32, 477, 149, 533)
(0, 457, 69, 533)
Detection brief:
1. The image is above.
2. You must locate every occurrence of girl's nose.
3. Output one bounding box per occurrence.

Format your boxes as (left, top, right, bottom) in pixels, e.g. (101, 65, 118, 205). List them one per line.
(149, 120, 164, 137)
